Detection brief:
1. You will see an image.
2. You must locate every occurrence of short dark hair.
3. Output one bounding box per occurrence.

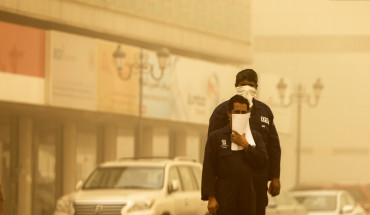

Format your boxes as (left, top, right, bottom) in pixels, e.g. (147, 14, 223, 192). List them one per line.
(235, 69, 258, 85)
(228, 95, 249, 112)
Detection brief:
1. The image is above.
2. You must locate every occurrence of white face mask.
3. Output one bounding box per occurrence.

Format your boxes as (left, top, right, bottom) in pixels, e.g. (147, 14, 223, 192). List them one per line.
(236, 85, 257, 107)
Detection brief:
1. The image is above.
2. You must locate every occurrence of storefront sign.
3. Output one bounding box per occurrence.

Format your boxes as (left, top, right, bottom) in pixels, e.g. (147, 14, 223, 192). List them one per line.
(0, 21, 45, 104)
(97, 40, 140, 116)
(171, 56, 238, 124)
(141, 50, 172, 119)
(45, 31, 97, 110)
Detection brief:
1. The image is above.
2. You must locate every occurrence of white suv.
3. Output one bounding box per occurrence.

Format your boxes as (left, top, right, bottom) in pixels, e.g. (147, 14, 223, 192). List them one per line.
(54, 157, 208, 215)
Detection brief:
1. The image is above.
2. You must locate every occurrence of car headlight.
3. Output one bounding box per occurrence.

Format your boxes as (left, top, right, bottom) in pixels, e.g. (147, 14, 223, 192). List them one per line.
(55, 195, 73, 214)
(127, 199, 154, 212)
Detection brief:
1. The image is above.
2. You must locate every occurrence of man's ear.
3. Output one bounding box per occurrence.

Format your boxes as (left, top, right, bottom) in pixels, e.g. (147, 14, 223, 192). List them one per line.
(227, 111, 231, 118)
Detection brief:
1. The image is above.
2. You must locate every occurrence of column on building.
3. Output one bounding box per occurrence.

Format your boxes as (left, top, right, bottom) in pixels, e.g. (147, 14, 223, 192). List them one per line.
(18, 117, 33, 215)
(62, 122, 77, 194)
(139, 127, 152, 157)
(175, 131, 186, 157)
(103, 125, 116, 162)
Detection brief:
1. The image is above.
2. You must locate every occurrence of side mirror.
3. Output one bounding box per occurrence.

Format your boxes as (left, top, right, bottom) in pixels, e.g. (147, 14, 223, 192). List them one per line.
(75, 180, 83, 190)
(341, 205, 354, 214)
(168, 180, 180, 194)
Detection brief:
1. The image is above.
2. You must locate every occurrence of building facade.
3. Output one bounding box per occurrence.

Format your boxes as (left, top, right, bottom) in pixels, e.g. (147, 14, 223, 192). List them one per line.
(0, 1, 252, 214)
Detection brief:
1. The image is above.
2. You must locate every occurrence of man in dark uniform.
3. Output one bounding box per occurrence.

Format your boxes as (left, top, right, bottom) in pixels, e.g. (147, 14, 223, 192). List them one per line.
(208, 69, 281, 215)
(201, 95, 268, 215)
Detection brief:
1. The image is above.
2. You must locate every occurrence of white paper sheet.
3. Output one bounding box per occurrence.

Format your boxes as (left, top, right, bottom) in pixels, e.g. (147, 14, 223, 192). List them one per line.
(231, 113, 256, 151)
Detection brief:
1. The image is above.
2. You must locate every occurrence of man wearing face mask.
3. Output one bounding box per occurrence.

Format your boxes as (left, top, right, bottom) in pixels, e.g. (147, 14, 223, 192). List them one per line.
(202, 95, 268, 215)
(207, 69, 281, 215)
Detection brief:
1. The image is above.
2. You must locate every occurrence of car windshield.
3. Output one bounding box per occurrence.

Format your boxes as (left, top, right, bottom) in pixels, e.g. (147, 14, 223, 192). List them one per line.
(301, 195, 337, 211)
(83, 167, 164, 189)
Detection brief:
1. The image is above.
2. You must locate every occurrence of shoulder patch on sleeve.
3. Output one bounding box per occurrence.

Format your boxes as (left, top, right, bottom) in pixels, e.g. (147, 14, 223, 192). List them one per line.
(261, 116, 270, 125)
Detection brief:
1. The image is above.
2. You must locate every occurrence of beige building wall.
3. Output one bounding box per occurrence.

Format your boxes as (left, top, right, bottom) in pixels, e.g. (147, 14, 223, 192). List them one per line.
(0, 2, 253, 214)
(252, 0, 370, 189)
(7, 0, 370, 205)
(0, 0, 252, 63)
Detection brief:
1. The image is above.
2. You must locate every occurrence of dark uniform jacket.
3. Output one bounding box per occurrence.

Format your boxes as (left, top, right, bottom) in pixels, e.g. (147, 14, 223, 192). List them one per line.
(208, 99, 281, 180)
(201, 125, 268, 215)
(207, 99, 281, 212)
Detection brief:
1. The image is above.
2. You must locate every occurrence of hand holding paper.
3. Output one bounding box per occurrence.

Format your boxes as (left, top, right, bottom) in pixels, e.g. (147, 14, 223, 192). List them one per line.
(231, 113, 256, 151)
(231, 130, 247, 149)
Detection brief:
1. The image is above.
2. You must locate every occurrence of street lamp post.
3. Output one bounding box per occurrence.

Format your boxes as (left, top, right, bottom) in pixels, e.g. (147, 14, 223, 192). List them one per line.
(276, 78, 324, 186)
(113, 45, 171, 157)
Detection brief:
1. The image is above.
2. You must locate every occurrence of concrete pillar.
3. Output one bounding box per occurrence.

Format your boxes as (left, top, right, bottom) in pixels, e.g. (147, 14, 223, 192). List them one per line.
(103, 125, 116, 162)
(175, 132, 187, 157)
(140, 127, 153, 157)
(18, 117, 33, 215)
(63, 122, 77, 194)
(152, 127, 169, 157)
